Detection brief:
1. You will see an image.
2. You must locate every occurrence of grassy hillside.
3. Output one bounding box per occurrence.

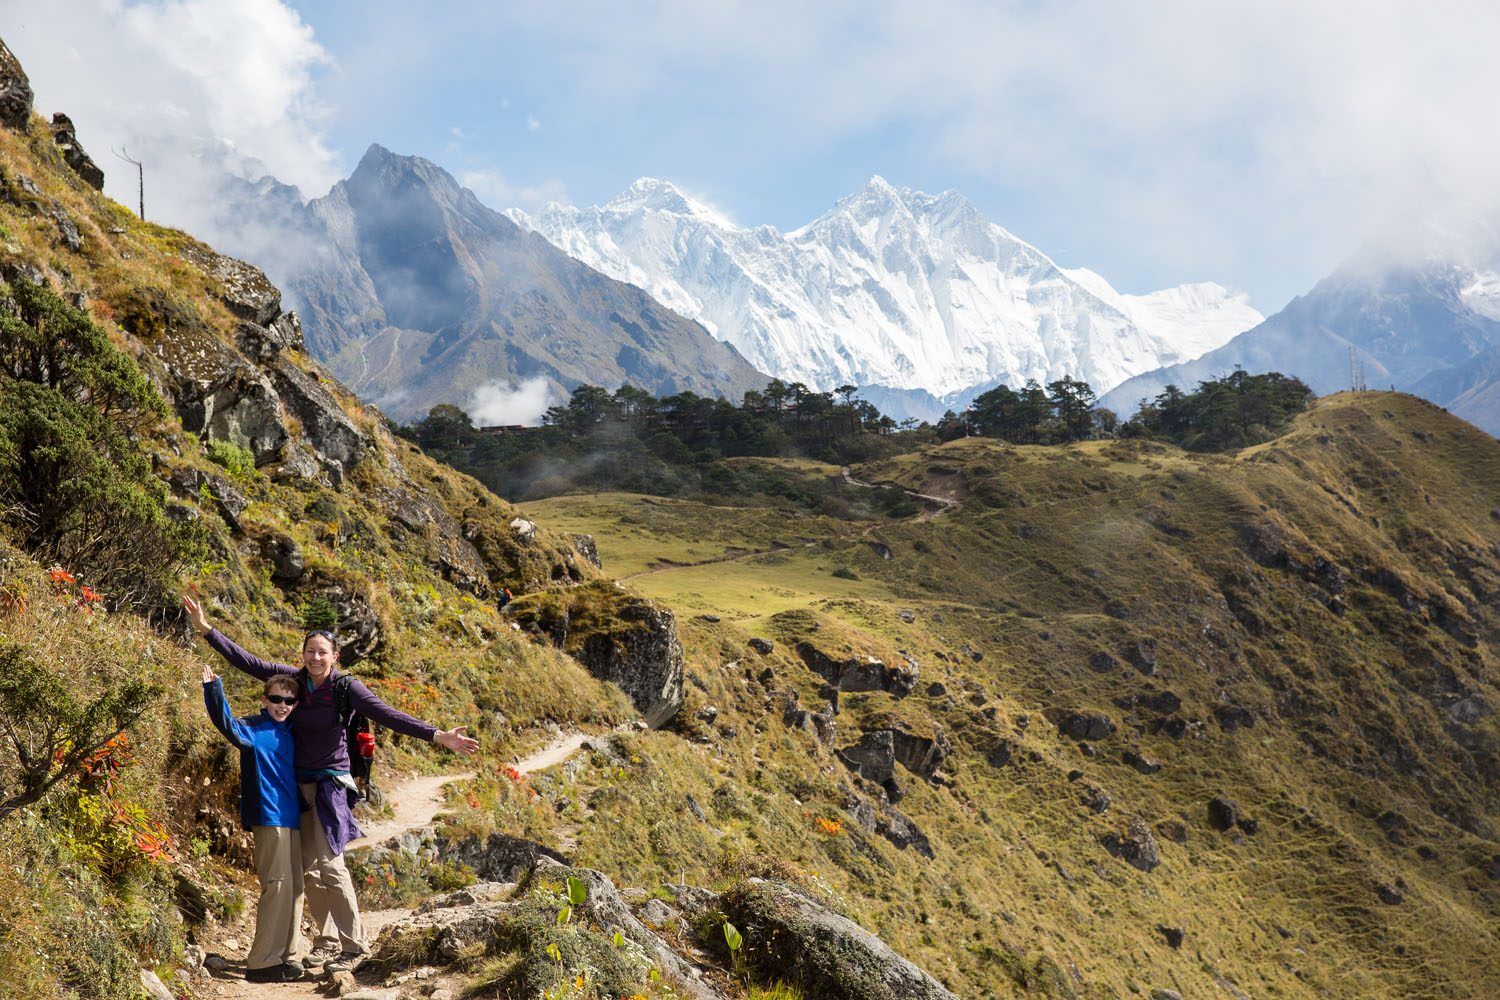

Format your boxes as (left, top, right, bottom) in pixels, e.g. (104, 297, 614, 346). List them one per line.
(527, 393, 1500, 998)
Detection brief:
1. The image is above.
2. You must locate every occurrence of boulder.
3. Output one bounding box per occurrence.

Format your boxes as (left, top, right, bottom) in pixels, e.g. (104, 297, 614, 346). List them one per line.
(986, 739, 1014, 767)
(1125, 639, 1158, 675)
(569, 596, 685, 727)
(1216, 705, 1256, 731)
(531, 860, 723, 1000)
(49, 113, 104, 190)
(749, 637, 774, 655)
(784, 707, 837, 746)
(1122, 750, 1162, 775)
(268, 358, 368, 477)
(181, 245, 282, 326)
(1081, 784, 1113, 814)
(719, 878, 959, 1000)
(846, 795, 935, 857)
(797, 642, 917, 697)
(1140, 690, 1182, 715)
(570, 533, 602, 568)
(48, 201, 81, 251)
(1088, 650, 1120, 673)
(1156, 925, 1184, 949)
(0, 37, 33, 130)
(836, 728, 951, 801)
(261, 533, 304, 582)
(1375, 880, 1406, 905)
(1058, 712, 1116, 741)
(368, 895, 517, 966)
(1100, 817, 1160, 873)
(303, 580, 382, 663)
(167, 466, 248, 531)
(1207, 796, 1239, 832)
(235, 313, 305, 362)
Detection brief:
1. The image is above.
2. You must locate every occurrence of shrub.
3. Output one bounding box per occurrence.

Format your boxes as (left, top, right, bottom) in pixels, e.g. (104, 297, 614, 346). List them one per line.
(205, 439, 256, 479)
(0, 639, 162, 823)
(0, 279, 199, 605)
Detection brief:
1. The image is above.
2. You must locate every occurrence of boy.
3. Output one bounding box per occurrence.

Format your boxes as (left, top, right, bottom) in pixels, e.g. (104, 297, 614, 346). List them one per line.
(202, 663, 306, 983)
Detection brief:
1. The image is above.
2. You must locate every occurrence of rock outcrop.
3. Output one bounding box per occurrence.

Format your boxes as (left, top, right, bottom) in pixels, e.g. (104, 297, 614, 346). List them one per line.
(573, 599, 684, 727)
(796, 641, 918, 697)
(837, 727, 951, 801)
(720, 879, 959, 1000)
(0, 37, 33, 131)
(514, 584, 685, 726)
(49, 113, 104, 190)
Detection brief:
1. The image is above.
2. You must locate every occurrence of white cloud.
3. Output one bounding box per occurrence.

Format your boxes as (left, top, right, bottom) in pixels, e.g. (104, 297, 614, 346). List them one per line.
(459, 168, 568, 211)
(1, 0, 339, 235)
(467, 377, 555, 426)
(525, 114, 541, 132)
(489, 0, 1500, 303)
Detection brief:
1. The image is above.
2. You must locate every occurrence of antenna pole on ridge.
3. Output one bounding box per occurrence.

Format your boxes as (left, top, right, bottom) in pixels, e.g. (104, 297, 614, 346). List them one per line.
(111, 146, 144, 221)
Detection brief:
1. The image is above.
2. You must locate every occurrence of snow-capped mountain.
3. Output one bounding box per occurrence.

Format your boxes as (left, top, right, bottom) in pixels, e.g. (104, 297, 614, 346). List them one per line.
(1101, 220, 1500, 436)
(509, 176, 1262, 411)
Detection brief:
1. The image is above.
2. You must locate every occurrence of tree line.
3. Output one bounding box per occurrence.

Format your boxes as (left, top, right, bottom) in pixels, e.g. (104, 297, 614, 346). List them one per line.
(404, 369, 1315, 502)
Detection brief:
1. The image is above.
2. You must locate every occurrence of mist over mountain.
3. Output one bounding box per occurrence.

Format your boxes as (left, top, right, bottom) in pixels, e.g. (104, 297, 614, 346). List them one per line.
(511, 176, 1263, 421)
(218, 145, 766, 423)
(1102, 225, 1500, 435)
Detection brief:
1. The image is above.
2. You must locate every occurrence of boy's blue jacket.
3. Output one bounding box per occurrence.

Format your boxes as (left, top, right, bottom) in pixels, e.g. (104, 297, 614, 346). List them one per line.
(203, 678, 302, 829)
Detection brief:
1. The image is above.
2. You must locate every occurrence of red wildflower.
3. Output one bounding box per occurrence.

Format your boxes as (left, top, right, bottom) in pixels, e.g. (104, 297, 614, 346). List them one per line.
(78, 585, 102, 604)
(49, 568, 76, 585)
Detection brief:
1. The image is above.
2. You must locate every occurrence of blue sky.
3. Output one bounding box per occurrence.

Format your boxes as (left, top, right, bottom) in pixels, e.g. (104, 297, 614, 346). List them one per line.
(7, 1, 1500, 312)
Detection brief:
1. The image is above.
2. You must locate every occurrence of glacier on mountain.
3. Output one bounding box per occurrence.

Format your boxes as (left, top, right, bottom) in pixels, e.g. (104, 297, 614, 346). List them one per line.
(509, 176, 1262, 411)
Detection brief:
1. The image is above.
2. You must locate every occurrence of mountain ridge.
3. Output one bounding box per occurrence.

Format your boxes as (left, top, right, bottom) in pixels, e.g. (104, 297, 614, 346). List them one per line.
(512, 174, 1264, 417)
(1101, 243, 1500, 434)
(224, 144, 767, 422)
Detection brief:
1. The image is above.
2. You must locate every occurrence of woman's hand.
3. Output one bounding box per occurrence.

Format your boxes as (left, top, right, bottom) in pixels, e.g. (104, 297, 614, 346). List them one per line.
(182, 595, 211, 635)
(434, 727, 479, 756)
(202, 663, 217, 684)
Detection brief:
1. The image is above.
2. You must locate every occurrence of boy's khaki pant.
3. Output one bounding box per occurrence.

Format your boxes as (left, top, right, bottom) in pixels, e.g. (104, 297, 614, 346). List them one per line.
(298, 782, 366, 955)
(246, 825, 304, 970)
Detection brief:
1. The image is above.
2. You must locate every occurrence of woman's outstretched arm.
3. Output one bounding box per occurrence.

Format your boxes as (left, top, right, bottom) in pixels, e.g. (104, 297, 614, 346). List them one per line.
(347, 678, 479, 755)
(183, 595, 298, 682)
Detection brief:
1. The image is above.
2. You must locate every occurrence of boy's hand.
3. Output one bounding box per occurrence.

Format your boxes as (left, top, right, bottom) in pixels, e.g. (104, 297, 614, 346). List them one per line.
(202, 663, 217, 685)
(183, 595, 211, 635)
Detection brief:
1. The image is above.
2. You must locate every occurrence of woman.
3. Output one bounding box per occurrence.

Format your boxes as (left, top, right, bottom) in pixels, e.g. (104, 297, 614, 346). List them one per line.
(183, 595, 478, 975)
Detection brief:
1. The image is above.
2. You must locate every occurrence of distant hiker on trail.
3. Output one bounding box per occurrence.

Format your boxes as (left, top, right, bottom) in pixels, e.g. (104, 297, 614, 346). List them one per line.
(183, 595, 479, 976)
(200, 663, 306, 983)
(499, 587, 513, 609)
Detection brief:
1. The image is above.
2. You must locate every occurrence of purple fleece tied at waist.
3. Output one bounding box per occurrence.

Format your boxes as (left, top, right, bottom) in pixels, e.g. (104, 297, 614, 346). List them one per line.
(306, 776, 362, 856)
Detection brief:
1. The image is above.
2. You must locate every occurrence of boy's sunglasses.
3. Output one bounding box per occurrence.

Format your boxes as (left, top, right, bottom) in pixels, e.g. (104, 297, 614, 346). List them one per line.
(265, 694, 299, 706)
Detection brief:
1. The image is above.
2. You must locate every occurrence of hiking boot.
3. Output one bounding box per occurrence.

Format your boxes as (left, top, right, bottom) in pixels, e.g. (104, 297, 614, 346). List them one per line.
(323, 952, 366, 975)
(245, 962, 303, 983)
(300, 945, 340, 971)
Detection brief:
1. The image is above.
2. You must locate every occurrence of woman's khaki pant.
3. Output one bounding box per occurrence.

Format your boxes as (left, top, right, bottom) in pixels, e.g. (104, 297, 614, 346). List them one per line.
(246, 825, 304, 970)
(297, 782, 366, 955)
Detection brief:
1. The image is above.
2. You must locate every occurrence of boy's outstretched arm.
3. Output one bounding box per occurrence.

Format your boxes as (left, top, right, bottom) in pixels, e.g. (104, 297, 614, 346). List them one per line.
(202, 666, 252, 750)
